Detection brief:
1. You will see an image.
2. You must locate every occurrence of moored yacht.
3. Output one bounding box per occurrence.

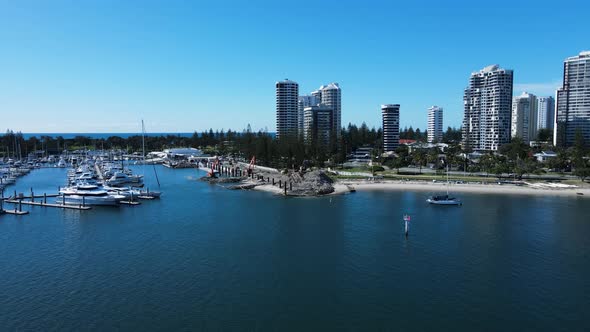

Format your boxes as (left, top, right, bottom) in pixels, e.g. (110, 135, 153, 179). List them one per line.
(58, 183, 125, 206)
(426, 194, 462, 205)
(426, 165, 462, 206)
(105, 171, 143, 186)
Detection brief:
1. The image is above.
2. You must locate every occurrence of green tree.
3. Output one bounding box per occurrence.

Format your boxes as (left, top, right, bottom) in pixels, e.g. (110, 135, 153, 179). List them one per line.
(412, 149, 427, 173)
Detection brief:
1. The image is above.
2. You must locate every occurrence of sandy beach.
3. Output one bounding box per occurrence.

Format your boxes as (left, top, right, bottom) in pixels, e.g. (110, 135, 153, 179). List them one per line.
(248, 178, 590, 198)
(239, 170, 590, 198)
(341, 180, 590, 198)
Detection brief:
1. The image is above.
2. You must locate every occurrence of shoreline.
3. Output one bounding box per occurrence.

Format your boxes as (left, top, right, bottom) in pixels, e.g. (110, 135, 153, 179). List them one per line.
(341, 180, 590, 198)
(247, 178, 589, 198)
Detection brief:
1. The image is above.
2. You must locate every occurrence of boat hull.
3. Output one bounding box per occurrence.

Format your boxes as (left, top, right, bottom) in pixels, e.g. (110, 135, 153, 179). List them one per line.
(57, 195, 124, 206)
(426, 198, 462, 205)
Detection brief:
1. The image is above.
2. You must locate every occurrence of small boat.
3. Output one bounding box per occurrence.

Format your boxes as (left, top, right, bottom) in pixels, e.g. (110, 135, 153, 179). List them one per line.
(426, 194, 462, 205)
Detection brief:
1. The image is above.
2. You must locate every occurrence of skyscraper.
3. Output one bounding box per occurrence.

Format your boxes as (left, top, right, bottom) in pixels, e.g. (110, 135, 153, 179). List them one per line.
(298, 95, 318, 138)
(303, 105, 333, 148)
(427, 106, 443, 143)
(382, 104, 400, 153)
(537, 96, 555, 132)
(276, 79, 299, 139)
(555, 51, 590, 147)
(462, 64, 514, 151)
(511, 92, 538, 144)
(319, 83, 342, 138)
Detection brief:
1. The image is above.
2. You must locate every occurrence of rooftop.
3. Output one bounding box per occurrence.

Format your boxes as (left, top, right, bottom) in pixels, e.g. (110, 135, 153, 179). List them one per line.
(566, 51, 590, 61)
(321, 83, 340, 91)
(277, 79, 298, 85)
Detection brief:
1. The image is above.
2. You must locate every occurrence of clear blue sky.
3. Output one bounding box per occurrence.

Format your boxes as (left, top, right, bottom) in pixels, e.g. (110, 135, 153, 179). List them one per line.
(1, 0, 588, 133)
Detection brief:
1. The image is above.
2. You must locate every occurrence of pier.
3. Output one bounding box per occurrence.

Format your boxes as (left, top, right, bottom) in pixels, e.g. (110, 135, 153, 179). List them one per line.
(1, 188, 92, 211)
(3, 199, 93, 210)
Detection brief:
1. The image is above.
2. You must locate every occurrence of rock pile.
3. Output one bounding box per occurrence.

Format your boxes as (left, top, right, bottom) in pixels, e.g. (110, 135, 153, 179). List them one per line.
(288, 170, 334, 196)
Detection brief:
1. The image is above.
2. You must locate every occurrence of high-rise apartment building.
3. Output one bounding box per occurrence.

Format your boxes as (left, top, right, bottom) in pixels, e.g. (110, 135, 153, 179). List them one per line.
(319, 83, 342, 138)
(276, 79, 299, 139)
(427, 106, 443, 143)
(298, 95, 318, 138)
(555, 51, 590, 147)
(382, 104, 400, 152)
(462, 64, 514, 151)
(511, 92, 538, 144)
(537, 96, 555, 131)
(297, 83, 342, 143)
(303, 105, 333, 147)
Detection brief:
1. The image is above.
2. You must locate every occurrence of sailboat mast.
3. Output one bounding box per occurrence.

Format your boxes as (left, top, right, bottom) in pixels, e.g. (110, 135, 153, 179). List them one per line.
(446, 164, 449, 195)
(142, 120, 161, 188)
(141, 120, 146, 161)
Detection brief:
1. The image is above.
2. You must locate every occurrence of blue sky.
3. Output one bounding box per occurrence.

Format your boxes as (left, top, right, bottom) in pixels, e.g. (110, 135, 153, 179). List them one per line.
(1, 0, 588, 133)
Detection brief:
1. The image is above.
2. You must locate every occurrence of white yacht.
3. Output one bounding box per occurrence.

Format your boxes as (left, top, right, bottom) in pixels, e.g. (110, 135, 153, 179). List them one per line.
(105, 171, 143, 186)
(58, 183, 125, 206)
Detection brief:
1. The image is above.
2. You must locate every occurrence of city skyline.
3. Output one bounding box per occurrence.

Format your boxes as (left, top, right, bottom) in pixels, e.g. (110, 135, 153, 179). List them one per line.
(1, 1, 588, 133)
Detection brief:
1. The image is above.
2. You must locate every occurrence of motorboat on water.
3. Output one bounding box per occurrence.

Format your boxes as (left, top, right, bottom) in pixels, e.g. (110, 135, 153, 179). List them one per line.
(103, 185, 161, 199)
(58, 183, 125, 206)
(105, 171, 143, 186)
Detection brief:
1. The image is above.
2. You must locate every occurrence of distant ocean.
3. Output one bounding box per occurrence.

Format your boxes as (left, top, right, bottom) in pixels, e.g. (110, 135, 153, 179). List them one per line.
(22, 133, 196, 139)
(22, 132, 276, 139)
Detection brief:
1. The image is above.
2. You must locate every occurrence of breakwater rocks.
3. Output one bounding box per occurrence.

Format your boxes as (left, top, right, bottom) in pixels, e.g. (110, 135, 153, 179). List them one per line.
(288, 170, 334, 196)
(199, 170, 336, 196)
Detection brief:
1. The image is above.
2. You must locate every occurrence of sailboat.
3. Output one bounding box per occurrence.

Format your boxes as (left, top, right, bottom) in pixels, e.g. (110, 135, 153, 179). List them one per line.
(137, 120, 162, 199)
(427, 164, 462, 206)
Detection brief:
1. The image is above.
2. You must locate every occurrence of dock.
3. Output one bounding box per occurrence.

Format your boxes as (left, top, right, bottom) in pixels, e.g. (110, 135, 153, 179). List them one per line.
(3, 199, 93, 210)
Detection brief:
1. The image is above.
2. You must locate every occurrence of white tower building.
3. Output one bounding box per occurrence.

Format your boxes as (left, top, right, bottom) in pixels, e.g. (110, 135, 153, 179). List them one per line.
(511, 92, 538, 144)
(537, 96, 555, 131)
(276, 79, 299, 139)
(427, 106, 443, 143)
(319, 83, 342, 138)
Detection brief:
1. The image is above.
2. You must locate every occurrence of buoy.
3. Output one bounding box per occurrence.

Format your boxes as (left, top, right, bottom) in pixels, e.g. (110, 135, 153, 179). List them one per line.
(403, 214, 411, 237)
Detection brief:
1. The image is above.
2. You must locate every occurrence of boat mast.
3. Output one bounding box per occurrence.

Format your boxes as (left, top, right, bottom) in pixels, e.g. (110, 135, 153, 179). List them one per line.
(142, 120, 160, 188)
(141, 120, 146, 162)
(446, 164, 449, 195)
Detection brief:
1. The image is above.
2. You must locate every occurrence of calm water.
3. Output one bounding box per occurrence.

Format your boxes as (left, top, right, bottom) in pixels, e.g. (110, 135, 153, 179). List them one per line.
(1, 167, 589, 331)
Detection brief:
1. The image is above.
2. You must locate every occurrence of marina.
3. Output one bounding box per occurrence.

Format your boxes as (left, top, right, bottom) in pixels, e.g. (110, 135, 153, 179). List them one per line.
(0, 150, 166, 216)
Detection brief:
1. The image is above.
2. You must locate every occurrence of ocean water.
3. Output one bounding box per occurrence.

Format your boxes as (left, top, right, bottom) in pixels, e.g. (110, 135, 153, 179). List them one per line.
(0, 167, 588, 331)
(21, 133, 196, 140)
(21, 132, 277, 139)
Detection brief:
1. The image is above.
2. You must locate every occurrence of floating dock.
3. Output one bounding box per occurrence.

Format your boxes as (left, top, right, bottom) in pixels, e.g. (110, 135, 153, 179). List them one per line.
(3, 199, 93, 210)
